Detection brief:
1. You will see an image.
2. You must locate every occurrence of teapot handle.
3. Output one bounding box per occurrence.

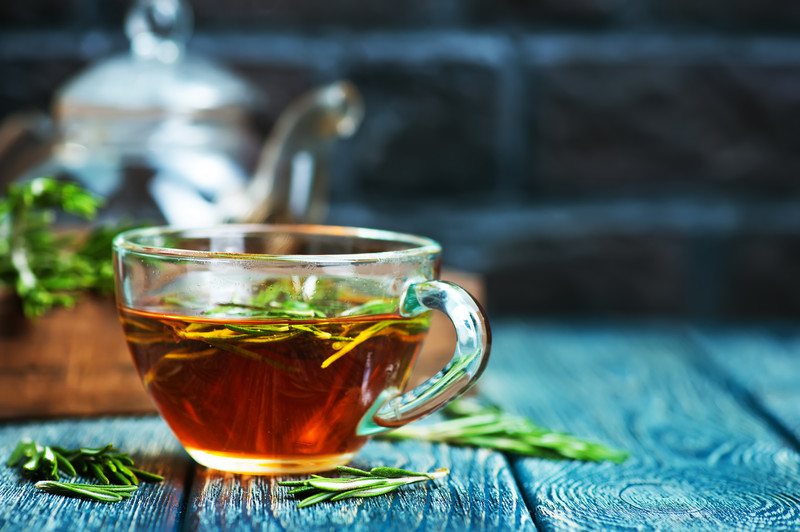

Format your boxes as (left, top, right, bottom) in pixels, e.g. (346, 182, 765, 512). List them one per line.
(235, 81, 364, 224)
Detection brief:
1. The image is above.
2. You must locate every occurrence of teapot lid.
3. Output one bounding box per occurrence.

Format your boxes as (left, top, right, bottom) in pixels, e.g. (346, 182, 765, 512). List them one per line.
(55, 0, 261, 121)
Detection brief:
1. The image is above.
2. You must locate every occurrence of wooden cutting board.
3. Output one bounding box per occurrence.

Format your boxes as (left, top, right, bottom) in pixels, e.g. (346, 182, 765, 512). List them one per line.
(0, 270, 484, 419)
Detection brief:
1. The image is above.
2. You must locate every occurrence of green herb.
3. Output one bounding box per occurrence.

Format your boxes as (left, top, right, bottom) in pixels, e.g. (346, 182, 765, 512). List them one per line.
(34, 481, 138, 503)
(7, 438, 164, 503)
(279, 465, 448, 508)
(187, 275, 399, 322)
(0, 177, 136, 317)
(320, 320, 399, 368)
(339, 299, 397, 317)
(381, 399, 629, 463)
(139, 290, 429, 373)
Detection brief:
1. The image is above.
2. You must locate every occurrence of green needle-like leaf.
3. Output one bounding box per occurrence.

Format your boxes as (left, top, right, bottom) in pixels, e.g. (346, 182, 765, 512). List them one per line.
(22, 450, 42, 474)
(90, 462, 110, 484)
(111, 458, 138, 485)
(287, 486, 317, 496)
(79, 444, 115, 456)
(276, 479, 308, 487)
(108, 466, 132, 485)
(53, 451, 77, 477)
(369, 466, 431, 479)
(111, 454, 135, 467)
(340, 299, 396, 317)
(35, 481, 127, 503)
(335, 465, 371, 476)
(308, 477, 388, 492)
(297, 491, 336, 508)
(43, 446, 58, 479)
(330, 483, 402, 501)
(7, 438, 164, 503)
(128, 467, 165, 483)
(280, 465, 448, 508)
(381, 399, 628, 463)
(6, 440, 33, 467)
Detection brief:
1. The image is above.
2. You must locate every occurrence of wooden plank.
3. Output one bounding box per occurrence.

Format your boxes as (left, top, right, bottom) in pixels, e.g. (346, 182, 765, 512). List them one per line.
(185, 440, 535, 531)
(691, 327, 800, 442)
(481, 322, 800, 530)
(0, 416, 189, 531)
(0, 297, 153, 419)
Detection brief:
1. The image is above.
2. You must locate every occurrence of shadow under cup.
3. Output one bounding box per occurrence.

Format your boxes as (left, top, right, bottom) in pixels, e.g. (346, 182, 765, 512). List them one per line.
(113, 225, 490, 474)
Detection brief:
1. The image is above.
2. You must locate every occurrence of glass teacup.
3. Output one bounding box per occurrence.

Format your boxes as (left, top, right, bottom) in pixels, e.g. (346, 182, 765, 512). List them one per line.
(113, 224, 490, 474)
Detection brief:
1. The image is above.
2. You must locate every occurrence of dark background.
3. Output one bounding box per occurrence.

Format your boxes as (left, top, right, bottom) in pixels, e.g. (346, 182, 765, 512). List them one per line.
(2, 0, 800, 318)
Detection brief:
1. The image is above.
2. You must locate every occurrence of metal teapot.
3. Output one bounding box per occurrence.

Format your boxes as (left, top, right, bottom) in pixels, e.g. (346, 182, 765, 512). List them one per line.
(0, 0, 363, 225)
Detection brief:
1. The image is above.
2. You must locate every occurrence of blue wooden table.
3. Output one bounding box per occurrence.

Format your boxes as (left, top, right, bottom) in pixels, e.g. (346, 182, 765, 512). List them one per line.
(2, 322, 800, 530)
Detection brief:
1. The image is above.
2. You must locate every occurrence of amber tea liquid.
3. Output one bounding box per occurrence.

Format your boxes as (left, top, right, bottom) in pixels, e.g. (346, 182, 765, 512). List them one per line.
(120, 307, 429, 473)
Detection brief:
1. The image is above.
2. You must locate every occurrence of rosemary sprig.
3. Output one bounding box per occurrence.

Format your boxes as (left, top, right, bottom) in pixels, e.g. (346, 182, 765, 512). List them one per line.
(7, 438, 164, 503)
(191, 277, 399, 322)
(0, 177, 139, 317)
(135, 294, 430, 374)
(34, 481, 139, 503)
(381, 399, 629, 463)
(320, 320, 400, 368)
(279, 465, 449, 508)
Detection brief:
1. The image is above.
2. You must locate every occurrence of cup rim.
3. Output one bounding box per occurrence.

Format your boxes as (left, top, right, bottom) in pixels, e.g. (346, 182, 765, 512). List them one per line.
(113, 224, 442, 263)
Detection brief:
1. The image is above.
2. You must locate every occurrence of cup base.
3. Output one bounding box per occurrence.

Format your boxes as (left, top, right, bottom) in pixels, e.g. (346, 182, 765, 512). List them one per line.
(186, 448, 356, 475)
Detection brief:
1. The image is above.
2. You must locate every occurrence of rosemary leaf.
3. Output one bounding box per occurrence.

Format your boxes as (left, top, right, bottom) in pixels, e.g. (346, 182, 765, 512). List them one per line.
(368, 466, 433, 479)
(340, 299, 396, 317)
(127, 467, 165, 483)
(307, 477, 388, 492)
(276, 479, 308, 487)
(225, 323, 290, 335)
(108, 467, 133, 486)
(297, 491, 335, 508)
(111, 454, 135, 467)
(111, 458, 139, 485)
(89, 463, 110, 484)
(330, 483, 402, 501)
(381, 399, 628, 463)
(335, 465, 371, 476)
(40, 482, 139, 493)
(291, 324, 332, 339)
(6, 439, 33, 467)
(35, 481, 126, 503)
(43, 447, 58, 479)
(320, 321, 396, 368)
(79, 444, 114, 456)
(22, 450, 42, 474)
(53, 450, 77, 477)
(287, 486, 317, 496)
(7, 438, 164, 503)
(279, 465, 449, 508)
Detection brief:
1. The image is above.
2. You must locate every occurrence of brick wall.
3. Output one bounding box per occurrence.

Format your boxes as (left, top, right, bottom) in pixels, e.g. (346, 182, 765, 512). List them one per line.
(2, 1, 800, 317)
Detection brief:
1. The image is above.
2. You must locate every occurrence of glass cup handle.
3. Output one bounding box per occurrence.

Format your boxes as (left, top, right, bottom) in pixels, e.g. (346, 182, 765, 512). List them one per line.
(357, 280, 491, 436)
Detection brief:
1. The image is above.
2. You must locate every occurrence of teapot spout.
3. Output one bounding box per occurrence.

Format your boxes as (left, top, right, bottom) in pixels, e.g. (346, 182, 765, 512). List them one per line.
(229, 80, 363, 224)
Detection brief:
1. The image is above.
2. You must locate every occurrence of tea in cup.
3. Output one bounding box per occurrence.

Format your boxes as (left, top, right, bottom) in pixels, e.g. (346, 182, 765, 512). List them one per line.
(114, 225, 490, 474)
